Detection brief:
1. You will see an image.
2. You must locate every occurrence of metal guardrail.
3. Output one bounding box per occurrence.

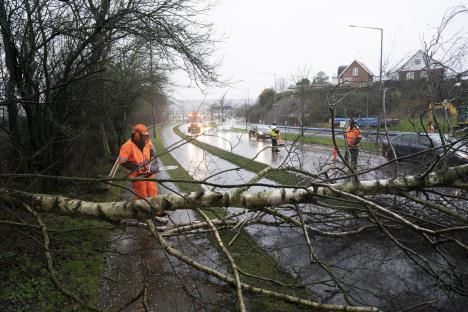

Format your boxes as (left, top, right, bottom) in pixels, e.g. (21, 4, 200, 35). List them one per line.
(236, 123, 405, 139)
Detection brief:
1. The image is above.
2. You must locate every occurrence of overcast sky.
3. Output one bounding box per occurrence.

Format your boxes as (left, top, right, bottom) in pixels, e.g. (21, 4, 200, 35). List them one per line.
(171, 0, 467, 105)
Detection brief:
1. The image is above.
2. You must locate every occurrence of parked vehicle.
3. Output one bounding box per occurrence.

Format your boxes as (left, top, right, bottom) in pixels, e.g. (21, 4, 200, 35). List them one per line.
(381, 133, 468, 166)
(248, 125, 271, 140)
(332, 117, 400, 128)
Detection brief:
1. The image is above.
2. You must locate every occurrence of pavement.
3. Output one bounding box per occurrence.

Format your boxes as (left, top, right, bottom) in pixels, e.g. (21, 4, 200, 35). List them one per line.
(98, 169, 234, 312)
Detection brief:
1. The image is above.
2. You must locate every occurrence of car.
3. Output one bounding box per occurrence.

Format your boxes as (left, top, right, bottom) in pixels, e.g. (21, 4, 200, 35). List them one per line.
(248, 125, 271, 141)
(380, 133, 468, 167)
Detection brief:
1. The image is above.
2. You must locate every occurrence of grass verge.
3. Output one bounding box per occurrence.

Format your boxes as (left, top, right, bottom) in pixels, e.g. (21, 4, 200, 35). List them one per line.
(231, 127, 379, 152)
(173, 126, 306, 186)
(0, 158, 122, 312)
(154, 127, 310, 311)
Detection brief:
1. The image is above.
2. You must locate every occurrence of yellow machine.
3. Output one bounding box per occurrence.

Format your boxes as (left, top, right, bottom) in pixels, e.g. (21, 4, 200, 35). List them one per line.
(427, 101, 468, 131)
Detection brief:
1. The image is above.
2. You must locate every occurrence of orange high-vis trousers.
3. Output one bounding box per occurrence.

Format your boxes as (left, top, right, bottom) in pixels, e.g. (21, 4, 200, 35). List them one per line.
(132, 174, 158, 199)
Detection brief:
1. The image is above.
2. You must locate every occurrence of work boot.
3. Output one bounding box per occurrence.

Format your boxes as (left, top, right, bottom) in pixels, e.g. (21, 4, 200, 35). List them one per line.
(155, 210, 167, 217)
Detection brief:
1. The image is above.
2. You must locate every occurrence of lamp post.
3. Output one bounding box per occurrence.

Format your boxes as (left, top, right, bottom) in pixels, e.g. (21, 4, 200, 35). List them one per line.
(244, 90, 250, 129)
(349, 25, 383, 89)
(234, 88, 250, 129)
(258, 72, 277, 123)
(299, 83, 304, 136)
(171, 99, 185, 124)
(349, 24, 384, 140)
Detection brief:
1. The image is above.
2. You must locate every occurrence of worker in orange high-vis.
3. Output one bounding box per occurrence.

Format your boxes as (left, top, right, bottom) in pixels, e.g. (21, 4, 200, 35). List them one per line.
(118, 124, 159, 199)
(344, 119, 361, 170)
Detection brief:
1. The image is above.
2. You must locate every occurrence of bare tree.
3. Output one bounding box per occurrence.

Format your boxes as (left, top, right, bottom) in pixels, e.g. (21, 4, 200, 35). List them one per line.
(0, 0, 219, 175)
(1, 4, 468, 312)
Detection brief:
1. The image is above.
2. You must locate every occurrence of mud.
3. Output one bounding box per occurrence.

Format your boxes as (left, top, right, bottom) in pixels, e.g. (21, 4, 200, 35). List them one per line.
(98, 172, 235, 311)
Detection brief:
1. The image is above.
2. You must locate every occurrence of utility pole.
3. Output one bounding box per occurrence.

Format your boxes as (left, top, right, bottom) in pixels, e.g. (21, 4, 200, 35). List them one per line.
(300, 84, 304, 136)
(221, 100, 224, 122)
(149, 44, 157, 137)
(366, 94, 369, 118)
(245, 91, 250, 130)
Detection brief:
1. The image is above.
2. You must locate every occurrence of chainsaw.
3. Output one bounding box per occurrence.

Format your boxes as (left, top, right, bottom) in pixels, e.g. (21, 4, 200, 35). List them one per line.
(108, 158, 178, 178)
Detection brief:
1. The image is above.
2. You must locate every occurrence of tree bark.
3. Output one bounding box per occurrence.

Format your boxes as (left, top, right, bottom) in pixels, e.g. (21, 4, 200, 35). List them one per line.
(1, 163, 466, 222)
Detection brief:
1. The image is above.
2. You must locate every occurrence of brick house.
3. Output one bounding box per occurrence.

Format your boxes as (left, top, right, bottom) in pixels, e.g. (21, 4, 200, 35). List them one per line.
(393, 50, 444, 81)
(337, 60, 374, 87)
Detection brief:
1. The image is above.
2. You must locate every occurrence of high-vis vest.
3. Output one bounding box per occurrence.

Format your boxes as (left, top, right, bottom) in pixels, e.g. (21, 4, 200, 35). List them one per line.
(345, 127, 361, 147)
(118, 139, 154, 177)
(270, 128, 279, 139)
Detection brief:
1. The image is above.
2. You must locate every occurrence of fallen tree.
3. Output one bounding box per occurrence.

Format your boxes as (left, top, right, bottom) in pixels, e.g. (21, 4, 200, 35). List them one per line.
(1, 163, 466, 221)
(1, 162, 467, 311)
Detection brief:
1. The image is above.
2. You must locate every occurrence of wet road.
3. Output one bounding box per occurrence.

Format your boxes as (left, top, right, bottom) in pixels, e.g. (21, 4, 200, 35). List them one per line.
(194, 125, 392, 181)
(167, 125, 467, 310)
(97, 126, 280, 311)
(99, 125, 467, 311)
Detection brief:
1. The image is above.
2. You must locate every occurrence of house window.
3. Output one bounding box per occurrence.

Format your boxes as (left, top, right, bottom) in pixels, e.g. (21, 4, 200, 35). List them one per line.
(414, 59, 421, 65)
(406, 72, 414, 80)
(352, 67, 359, 76)
(420, 70, 427, 78)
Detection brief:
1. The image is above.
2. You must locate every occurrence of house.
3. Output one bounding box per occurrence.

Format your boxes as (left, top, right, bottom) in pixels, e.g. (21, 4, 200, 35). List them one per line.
(457, 69, 468, 80)
(337, 60, 374, 87)
(393, 50, 444, 81)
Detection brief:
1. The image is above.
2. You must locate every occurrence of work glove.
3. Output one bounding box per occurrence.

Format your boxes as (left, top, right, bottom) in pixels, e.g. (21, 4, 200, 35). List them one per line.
(149, 162, 159, 174)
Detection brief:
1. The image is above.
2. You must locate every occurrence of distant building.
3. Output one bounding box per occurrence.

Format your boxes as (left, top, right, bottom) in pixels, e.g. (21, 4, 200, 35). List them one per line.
(209, 104, 233, 121)
(337, 60, 374, 87)
(337, 65, 347, 77)
(457, 69, 468, 80)
(392, 50, 444, 81)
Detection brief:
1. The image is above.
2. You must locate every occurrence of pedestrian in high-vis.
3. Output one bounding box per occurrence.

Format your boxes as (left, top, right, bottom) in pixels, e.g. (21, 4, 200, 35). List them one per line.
(118, 124, 159, 199)
(344, 119, 361, 170)
(270, 124, 281, 153)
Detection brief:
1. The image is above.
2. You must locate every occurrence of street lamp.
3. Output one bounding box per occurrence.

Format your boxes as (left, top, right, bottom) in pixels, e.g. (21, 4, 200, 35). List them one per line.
(171, 99, 185, 123)
(349, 24, 384, 140)
(349, 25, 383, 88)
(244, 90, 250, 130)
(233, 88, 250, 129)
(258, 72, 277, 123)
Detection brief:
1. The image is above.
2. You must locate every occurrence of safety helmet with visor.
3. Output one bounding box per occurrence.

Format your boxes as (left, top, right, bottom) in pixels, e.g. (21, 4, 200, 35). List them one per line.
(132, 124, 150, 142)
(348, 118, 358, 128)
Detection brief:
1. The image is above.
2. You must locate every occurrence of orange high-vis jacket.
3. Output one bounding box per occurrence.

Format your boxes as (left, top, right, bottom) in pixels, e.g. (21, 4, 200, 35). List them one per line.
(118, 139, 154, 177)
(345, 126, 361, 147)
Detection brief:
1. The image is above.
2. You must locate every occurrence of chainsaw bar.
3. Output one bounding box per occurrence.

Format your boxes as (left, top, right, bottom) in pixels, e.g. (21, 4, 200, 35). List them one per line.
(157, 165, 179, 171)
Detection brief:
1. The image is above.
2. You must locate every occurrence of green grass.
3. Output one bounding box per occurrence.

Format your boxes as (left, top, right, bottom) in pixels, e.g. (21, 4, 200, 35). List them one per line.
(287, 133, 378, 151)
(385, 117, 457, 133)
(155, 127, 310, 311)
(384, 119, 426, 132)
(231, 127, 379, 152)
(174, 126, 306, 186)
(229, 127, 249, 134)
(0, 158, 122, 312)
